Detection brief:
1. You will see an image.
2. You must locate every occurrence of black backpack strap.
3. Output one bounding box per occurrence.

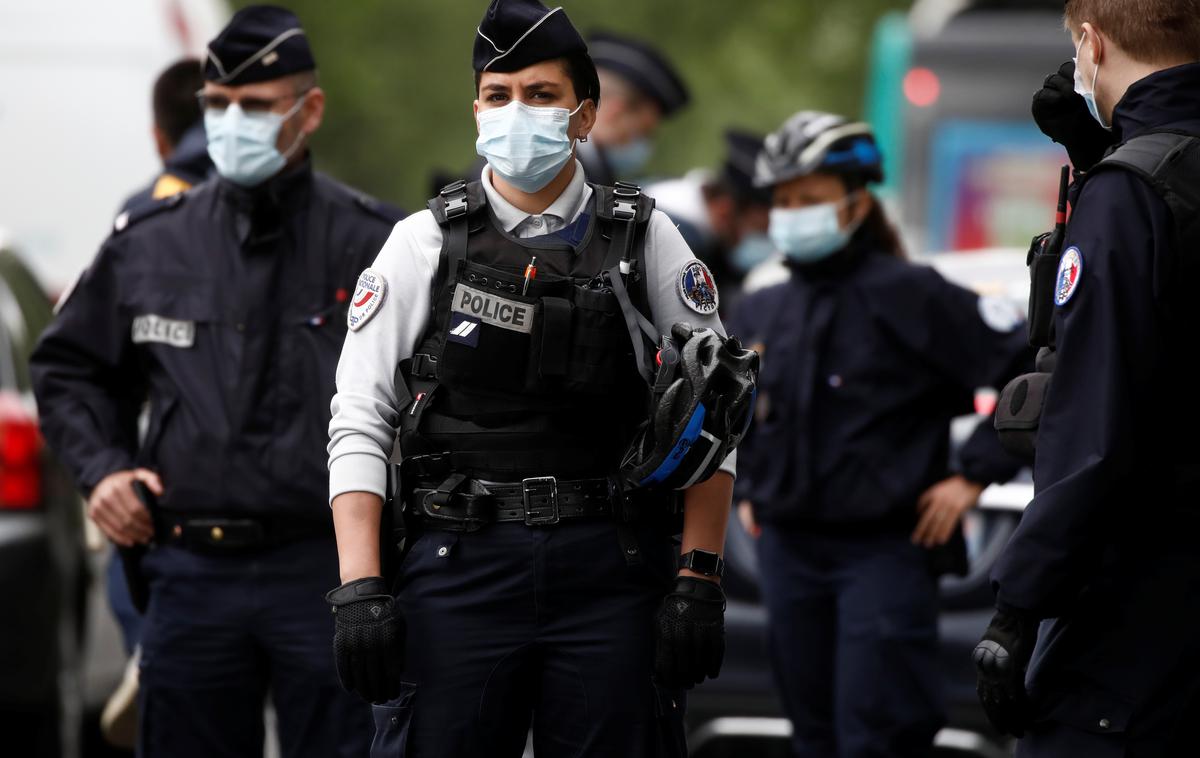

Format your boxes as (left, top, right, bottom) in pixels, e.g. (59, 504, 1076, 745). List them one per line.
(598, 182, 659, 384)
(1091, 131, 1200, 250)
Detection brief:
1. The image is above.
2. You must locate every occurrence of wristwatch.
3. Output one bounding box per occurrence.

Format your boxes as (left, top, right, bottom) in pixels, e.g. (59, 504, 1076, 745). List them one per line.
(679, 549, 725, 578)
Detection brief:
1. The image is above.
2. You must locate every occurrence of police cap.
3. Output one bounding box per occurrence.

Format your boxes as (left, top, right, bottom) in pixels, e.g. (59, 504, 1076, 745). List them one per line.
(205, 5, 315, 86)
(587, 31, 689, 116)
(474, 0, 599, 101)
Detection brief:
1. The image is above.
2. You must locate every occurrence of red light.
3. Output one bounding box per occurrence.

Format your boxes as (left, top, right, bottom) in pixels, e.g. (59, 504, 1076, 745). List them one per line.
(904, 67, 941, 108)
(0, 394, 42, 509)
(975, 388, 998, 417)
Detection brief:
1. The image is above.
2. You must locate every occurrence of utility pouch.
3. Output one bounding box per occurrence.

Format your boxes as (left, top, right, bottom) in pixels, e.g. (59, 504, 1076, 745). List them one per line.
(1027, 231, 1062, 349)
(564, 282, 637, 395)
(994, 369, 1053, 460)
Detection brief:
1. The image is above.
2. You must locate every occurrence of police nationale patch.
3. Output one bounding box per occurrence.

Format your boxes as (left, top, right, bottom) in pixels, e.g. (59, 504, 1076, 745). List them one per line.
(978, 295, 1022, 333)
(1055, 247, 1083, 307)
(677, 260, 719, 315)
(348, 269, 387, 331)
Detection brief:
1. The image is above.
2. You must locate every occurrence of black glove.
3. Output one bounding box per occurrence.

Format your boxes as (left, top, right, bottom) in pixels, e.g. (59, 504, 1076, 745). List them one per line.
(973, 607, 1039, 737)
(654, 576, 726, 689)
(326, 576, 405, 704)
(1031, 60, 1117, 171)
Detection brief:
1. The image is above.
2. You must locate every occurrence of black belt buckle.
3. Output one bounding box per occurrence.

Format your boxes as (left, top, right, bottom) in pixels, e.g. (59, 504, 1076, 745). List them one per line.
(522, 476, 559, 526)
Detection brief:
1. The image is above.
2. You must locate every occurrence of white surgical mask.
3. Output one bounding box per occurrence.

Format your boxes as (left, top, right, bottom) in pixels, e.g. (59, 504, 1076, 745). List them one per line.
(1073, 35, 1111, 131)
(476, 100, 583, 193)
(605, 136, 654, 177)
(205, 95, 307, 187)
(768, 195, 862, 263)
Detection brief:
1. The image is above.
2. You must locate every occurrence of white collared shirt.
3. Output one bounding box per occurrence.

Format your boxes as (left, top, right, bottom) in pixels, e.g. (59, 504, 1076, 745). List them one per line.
(327, 160, 734, 501)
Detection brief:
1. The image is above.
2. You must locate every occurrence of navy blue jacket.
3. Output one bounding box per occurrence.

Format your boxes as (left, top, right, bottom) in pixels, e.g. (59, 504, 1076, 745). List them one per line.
(991, 63, 1200, 726)
(32, 160, 401, 523)
(731, 241, 1030, 529)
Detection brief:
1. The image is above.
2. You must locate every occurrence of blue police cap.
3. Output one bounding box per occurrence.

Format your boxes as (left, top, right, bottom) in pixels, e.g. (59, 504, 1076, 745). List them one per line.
(205, 5, 315, 86)
(587, 31, 689, 116)
(474, 0, 599, 101)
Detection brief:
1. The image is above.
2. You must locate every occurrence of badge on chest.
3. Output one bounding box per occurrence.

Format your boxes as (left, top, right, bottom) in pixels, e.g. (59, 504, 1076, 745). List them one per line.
(451, 283, 534, 334)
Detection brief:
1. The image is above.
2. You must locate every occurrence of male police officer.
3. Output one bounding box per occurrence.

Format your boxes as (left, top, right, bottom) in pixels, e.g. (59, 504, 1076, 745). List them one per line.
(121, 58, 213, 214)
(31, 6, 400, 756)
(574, 30, 689, 184)
(975, 1, 1200, 754)
(325, 1, 735, 755)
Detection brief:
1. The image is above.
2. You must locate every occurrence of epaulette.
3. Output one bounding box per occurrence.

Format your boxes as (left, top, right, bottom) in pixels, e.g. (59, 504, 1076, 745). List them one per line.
(354, 193, 406, 225)
(112, 192, 187, 235)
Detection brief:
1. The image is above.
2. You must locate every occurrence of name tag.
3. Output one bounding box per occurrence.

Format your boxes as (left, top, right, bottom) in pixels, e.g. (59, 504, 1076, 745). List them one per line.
(132, 314, 195, 348)
(451, 283, 534, 334)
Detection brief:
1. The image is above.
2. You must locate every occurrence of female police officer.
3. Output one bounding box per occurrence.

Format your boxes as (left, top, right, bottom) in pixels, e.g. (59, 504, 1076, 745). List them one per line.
(731, 111, 1030, 758)
(321, 1, 740, 756)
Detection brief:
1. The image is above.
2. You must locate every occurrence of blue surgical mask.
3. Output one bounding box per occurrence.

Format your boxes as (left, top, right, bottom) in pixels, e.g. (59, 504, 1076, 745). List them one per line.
(729, 233, 776, 273)
(205, 96, 307, 187)
(605, 137, 654, 178)
(1073, 36, 1111, 131)
(768, 196, 860, 263)
(476, 100, 582, 193)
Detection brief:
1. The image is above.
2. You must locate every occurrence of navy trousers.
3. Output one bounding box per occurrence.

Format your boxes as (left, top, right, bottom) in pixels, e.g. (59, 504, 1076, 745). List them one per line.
(137, 537, 373, 758)
(369, 521, 687, 758)
(757, 525, 945, 758)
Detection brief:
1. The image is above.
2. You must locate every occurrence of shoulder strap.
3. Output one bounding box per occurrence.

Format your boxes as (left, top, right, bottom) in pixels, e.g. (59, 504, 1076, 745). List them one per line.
(600, 182, 660, 384)
(1091, 131, 1200, 249)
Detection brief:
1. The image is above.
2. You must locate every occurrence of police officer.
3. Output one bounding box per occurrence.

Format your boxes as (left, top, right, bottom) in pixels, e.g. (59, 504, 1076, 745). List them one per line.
(120, 58, 213, 214)
(975, 1, 1200, 754)
(578, 30, 690, 184)
(31, 6, 400, 756)
(731, 111, 1030, 758)
(324, 1, 736, 755)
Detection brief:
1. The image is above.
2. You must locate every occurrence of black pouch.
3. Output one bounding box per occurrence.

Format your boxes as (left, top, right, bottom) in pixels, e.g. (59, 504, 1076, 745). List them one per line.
(563, 285, 633, 395)
(437, 263, 541, 396)
(995, 371, 1053, 460)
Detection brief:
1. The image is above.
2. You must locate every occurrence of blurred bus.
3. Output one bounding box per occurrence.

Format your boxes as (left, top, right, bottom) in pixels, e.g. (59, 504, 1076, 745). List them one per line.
(865, 0, 1072, 256)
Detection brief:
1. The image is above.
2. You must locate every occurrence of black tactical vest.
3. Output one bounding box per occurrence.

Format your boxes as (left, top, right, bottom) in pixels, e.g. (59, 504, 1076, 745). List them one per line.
(397, 180, 656, 482)
(995, 131, 1200, 459)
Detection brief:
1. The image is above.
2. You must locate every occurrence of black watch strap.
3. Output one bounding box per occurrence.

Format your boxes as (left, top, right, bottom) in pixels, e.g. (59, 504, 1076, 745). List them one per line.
(679, 549, 725, 578)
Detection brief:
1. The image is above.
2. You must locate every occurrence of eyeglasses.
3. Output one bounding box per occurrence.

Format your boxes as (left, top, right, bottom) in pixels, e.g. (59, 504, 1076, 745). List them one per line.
(196, 88, 311, 115)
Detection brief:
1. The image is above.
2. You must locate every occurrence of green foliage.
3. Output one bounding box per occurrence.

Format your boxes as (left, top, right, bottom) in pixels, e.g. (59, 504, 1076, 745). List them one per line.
(235, 0, 911, 208)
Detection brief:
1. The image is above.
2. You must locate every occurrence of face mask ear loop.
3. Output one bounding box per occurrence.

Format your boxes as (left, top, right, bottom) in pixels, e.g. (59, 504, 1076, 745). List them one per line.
(278, 93, 310, 163)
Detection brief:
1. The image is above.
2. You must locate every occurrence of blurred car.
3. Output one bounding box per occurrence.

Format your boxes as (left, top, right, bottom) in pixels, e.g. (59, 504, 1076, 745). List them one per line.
(0, 240, 88, 758)
(687, 247, 1032, 758)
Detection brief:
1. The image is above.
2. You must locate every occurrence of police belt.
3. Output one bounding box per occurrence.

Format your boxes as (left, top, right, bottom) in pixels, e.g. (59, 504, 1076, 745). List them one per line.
(153, 512, 332, 552)
(409, 474, 673, 529)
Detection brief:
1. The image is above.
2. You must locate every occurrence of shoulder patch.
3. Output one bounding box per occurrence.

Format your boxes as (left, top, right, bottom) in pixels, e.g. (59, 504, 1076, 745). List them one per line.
(348, 268, 387, 331)
(113, 192, 186, 234)
(1055, 247, 1083, 307)
(677, 260, 720, 315)
(978, 295, 1022, 333)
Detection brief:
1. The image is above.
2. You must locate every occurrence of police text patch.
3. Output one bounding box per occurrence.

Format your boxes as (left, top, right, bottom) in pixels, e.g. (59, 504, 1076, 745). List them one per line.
(451, 283, 533, 334)
(348, 268, 387, 331)
(677, 260, 719, 315)
(132, 314, 194, 348)
(1055, 247, 1083, 307)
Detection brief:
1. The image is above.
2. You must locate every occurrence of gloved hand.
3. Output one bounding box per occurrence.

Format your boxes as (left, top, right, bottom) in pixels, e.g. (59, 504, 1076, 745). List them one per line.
(654, 576, 726, 689)
(326, 576, 405, 704)
(973, 606, 1039, 737)
(1031, 60, 1117, 171)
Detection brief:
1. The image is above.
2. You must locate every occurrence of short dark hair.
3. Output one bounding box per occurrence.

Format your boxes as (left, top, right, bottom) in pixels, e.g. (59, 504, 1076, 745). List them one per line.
(153, 58, 205, 148)
(474, 52, 599, 105)
(1065, 0, 1200, 64)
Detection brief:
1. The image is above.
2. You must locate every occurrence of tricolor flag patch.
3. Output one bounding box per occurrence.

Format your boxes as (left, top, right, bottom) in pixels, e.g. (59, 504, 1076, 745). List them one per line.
(1054, 247, 1083, 307)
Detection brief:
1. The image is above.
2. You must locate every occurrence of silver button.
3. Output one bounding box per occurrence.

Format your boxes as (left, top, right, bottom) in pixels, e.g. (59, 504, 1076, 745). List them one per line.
(530, 217, 543, 228)
(1099, 718, 1111, 729)
(828, 374, 844, 388)
(436, 546, 449, 557)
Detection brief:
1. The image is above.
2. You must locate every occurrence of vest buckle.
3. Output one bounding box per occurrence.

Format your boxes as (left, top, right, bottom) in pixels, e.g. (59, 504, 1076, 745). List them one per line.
(522, 476, 560, 526)
(440, 180, 469, 220)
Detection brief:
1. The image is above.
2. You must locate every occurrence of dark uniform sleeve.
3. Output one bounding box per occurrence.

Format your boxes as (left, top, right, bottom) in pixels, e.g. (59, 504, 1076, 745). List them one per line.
(870, 263, 1033, 486)
(31, 242, 143, 492)
(991, 172, 1172, 618)
(725, 287, 772, 503)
